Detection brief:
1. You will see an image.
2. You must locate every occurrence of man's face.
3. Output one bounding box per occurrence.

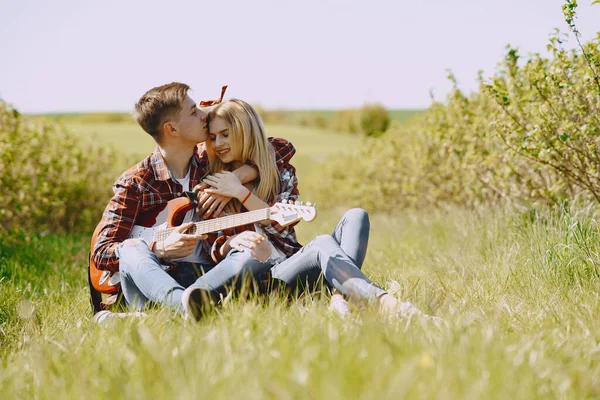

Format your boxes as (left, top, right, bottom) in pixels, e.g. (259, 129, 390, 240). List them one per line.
(174, 95, 208, 144)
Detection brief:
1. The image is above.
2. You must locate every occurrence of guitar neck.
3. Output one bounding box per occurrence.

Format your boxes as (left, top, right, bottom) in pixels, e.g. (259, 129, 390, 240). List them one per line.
(154, 208, 271, 242)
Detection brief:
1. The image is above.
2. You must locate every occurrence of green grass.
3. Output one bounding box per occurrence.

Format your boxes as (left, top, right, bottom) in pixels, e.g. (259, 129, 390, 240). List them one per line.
(2, 120, 600, 398)
(1, 206, 600, 398)
(65, 121, 363, 161)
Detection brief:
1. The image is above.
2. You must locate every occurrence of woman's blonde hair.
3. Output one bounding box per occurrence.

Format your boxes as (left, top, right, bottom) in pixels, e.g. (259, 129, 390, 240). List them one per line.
(207, 99, 280, 210)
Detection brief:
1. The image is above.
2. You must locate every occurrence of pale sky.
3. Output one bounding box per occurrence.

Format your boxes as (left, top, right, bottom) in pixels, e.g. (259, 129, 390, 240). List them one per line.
(1, 0, 599, 113)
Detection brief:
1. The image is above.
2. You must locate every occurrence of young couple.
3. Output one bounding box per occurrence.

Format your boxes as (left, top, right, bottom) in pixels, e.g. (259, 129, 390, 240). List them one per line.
(92, 82, 430, 323)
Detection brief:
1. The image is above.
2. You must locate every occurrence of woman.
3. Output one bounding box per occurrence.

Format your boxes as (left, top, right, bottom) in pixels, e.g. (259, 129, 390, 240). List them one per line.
(182, 99, 429, 321)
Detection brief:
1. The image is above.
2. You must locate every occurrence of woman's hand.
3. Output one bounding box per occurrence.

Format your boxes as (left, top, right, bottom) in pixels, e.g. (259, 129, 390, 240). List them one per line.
(227, 231, 272, 262)
(202, 171, 248, 199)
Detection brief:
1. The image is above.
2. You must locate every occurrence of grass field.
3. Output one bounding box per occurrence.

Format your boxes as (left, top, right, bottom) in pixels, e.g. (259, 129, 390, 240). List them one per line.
(2, 120, 600, 399)
(64, 121, 364, 198)
(65, 121, 363, 161)
(37, 109, 423, 126)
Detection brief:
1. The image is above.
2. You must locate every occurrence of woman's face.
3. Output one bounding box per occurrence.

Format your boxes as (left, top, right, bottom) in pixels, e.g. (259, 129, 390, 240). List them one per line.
(208, 116, 239, 163)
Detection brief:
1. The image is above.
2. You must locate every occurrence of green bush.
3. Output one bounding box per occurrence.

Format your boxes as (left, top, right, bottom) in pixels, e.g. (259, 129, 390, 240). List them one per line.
(486, 40, 600, 203)
(359, 103, 390, 137)
(298, 112, 328, 129)
(332, 109, 360, 133)
(0, 100, 129, 234)
(306, 25, 600, 212)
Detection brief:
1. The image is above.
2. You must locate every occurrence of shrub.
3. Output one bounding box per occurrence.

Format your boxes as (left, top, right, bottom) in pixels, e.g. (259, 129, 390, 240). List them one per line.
(332, 109, 360, 133)
(359, 103, 390, 137)
(305, 23, 599, 212)
(0, 100, 130, 234)
(485, 11, 600, 203)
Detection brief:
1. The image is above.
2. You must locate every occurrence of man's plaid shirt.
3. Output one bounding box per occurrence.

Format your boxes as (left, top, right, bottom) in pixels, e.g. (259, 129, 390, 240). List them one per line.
(91, 137, 295, 272)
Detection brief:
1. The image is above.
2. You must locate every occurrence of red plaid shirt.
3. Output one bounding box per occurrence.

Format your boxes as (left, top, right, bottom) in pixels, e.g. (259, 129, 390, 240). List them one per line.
(208, 162, 302, 263)
(92, 137, 295, 272)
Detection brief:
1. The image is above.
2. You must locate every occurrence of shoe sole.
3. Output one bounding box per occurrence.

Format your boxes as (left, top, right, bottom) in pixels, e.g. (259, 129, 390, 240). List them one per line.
(182, 287, 211, 322)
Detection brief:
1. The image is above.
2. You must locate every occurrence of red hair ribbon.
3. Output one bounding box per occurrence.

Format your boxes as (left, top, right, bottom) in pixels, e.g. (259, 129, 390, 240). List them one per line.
(199, 85, 228, 107)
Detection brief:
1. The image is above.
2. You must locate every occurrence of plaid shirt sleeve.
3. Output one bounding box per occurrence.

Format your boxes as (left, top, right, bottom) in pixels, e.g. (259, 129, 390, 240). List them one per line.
(91, 177, 142, 272)
(268, 137, 295, 168)
(262, 164, 302, 256)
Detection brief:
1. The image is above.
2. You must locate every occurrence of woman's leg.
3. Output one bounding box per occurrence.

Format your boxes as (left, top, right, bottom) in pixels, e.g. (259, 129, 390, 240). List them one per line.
(270, 208, 371, 295)
(331, 208, 370, 269)
(270, 234, 386, 302)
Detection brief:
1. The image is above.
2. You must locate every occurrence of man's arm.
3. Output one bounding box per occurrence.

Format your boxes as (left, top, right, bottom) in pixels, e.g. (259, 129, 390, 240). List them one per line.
(91, 179, 141, 272)
(268, 137, 296, 170)
(236, 137, 296, 178)
(262, 164, 300, 238)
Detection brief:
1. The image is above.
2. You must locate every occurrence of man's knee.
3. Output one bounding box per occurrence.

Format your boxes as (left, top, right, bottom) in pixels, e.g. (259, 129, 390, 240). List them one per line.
(118, 239, 152, 275)
(226, 249, 270, 275)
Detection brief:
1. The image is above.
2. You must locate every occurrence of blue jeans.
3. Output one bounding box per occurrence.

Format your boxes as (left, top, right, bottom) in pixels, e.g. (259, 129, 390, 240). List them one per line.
(118, 239, 272, 312)
(270, 208, 386, 301)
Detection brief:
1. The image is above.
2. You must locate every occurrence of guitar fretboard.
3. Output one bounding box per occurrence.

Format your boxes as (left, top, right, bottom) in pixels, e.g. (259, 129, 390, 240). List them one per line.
(154, 208, 270, 242)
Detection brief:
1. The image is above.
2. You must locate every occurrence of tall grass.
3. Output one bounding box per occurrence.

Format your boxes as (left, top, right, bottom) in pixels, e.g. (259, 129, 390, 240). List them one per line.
(1, 206, 600, 398)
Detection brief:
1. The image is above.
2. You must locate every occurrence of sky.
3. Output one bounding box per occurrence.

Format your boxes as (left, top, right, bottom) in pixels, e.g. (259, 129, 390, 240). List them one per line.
(0, 0, 599, 113)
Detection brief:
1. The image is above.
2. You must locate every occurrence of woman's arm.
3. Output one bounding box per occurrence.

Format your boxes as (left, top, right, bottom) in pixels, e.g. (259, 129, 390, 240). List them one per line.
(202, 171, 272, 224)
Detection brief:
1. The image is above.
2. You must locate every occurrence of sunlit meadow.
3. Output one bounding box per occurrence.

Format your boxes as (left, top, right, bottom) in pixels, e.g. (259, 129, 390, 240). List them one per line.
(1, 118, 599, 398)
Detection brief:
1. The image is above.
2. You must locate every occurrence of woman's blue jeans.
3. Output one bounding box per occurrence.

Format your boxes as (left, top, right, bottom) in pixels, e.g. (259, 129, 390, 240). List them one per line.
(270, 208, 386, 301)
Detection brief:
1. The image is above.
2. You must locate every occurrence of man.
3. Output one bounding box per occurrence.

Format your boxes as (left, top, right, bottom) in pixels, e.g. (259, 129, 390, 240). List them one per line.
(91, 82, 294, 319)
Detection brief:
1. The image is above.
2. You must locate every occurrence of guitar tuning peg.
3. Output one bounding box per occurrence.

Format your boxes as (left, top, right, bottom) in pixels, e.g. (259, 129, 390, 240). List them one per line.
(313, 202, 317, 208)
(306, 202, 312, 206)
(282, 200, 288, 204)
(295, 200, 301, 205)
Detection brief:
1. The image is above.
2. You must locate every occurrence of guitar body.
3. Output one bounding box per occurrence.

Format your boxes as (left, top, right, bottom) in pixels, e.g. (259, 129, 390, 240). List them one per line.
(89, 197, 196, 294)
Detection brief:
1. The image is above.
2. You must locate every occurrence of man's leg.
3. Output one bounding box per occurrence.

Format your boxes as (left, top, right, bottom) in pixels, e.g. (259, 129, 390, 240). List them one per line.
(331, 208, 370, 269)
(188, 249, 273, 299)
(182, 249, 273, 320)
(118, 239, 186, 312)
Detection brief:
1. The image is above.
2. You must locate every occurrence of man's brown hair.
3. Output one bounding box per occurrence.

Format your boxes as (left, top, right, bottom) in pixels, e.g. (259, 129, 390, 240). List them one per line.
(133, 82, 190, 141)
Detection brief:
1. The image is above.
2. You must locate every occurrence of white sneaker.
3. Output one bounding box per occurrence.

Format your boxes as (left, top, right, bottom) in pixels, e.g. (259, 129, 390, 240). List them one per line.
(395, 301, 443, 328)
(181, 286, 211, 322)
(92, 310, 146, 325)
(395, 301, 421, 319)
(328, 294, 350, 318)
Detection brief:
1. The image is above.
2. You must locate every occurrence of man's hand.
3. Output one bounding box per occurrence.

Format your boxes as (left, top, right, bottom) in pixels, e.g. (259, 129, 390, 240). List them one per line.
(227, 231, 271, 262)
(202, 171, 247, 199)
(155, 222, 207, 259)
(196, 190, 231, 218)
